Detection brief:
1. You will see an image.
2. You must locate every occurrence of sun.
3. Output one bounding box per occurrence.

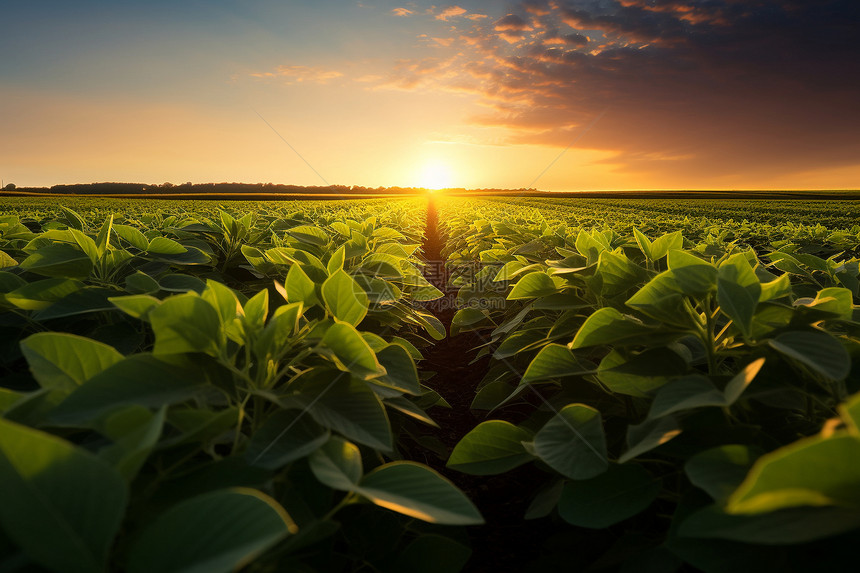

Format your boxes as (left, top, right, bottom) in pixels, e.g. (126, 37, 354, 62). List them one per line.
(417, 161, 453, 190)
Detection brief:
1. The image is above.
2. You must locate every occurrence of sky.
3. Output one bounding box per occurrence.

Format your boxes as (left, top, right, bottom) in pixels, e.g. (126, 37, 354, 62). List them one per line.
(1, 0, 858, 191)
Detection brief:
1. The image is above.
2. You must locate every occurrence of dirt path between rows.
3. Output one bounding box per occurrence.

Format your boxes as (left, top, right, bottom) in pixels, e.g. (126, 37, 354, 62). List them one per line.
(418, 197, 557, 573)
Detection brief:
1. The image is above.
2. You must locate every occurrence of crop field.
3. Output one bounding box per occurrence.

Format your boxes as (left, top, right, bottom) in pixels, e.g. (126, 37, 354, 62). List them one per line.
(1, 194, 859, 572)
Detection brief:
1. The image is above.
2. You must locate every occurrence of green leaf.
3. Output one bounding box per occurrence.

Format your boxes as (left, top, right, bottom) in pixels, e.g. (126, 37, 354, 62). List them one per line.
(626, 271, 693, 329)
(309, 436, 363, 490)
(679, 504, 860, 545)
(619, 416, 682, 463)
(724, 358, 765, 404)
(243, 288, 269, 331)
(532, 404, 609, 480)
(146, 236, 187, 255)
(4, 278, 83, 310)
(296, 372, 393, 451)
(245, 412, 329, 469)
(768, 330, 850, 381)
(201, 279, 242, 326)
(521, 344, 592, 385)
(558, 464, 661, 528)
(358, 461, 484, 525)
(99, 406, 165, 481)
(648, 375, 727, 419)
(595, 250, 645, 297)
(727, 434, 860, 513)
(667, 250, 717, 296)
(717, 253, 761, 338)
(114, 224, 149, 251)
(159, 273, 207, 293)
(94, 215, 113, 256)
(322, 269, 369, 326)
(19, 244, 93, 278)
(840, 392, 860, 435)
(287, 224, 330, 246)
(393, 534, 472, 573)
(320, 321, 386, 379)
(254, 302, 302, 361)
(124, 271, 160, 294)
(20, 332, 124, 392)
(128, 488, 295, 573)
(60, 205, 87, 231)
(571, 307, 673, 349)
(507, 271, 560, 300)
(375, 344, 421, 395)
(685, 445, 762, 504)
(109, 294, 161, 320)
(447, 421, 535, 475)
(326, 245, 346, 274)
(633, 227, 653, 260)
(597, 348, 689, 398)
(650, 231, 683, 260)
(149, 294, 222, 357)
(0, 418, 127, 573)
(50, 354, 208, 425)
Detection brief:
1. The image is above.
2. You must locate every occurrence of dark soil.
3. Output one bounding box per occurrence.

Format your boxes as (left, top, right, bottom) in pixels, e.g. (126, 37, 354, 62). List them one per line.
(417, 197, 567, 572)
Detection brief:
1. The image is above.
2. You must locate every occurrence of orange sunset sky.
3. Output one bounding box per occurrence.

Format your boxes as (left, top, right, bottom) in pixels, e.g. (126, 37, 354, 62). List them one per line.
(2, 1, 858, 191)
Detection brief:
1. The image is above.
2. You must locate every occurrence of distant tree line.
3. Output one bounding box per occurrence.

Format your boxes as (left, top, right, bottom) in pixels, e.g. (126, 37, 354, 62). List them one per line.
(1, 182, 538, 196)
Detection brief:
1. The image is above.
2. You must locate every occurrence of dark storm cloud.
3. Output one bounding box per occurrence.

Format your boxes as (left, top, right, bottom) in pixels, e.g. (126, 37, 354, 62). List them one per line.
(401, 0, 860, 182)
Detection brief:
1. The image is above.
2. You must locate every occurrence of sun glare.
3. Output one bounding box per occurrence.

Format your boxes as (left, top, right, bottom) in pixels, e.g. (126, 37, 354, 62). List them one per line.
(417, 161, 453, 190)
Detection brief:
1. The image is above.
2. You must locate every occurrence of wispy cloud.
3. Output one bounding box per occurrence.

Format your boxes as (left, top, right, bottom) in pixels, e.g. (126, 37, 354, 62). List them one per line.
(392, 7, 413, 17)
(436, 6, 467, 21)
(251, 65, 344, 84)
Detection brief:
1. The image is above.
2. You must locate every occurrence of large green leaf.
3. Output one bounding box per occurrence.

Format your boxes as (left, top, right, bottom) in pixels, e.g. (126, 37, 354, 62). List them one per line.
(507, 271, 561, 300)
(521, 344, 592, 385)
(320, 321, 386, 379)
(717, 253, 761, 339)
(727, 433, 860, 513)
(0, 419, 127, 573)
(19, 244, 93, 278)
(532, 404, 608, 480)
(358, 462, 484, 525)
(322, 269, 368, 326)
(308, 436, 364, 490)
(149, 294, 222, 357)
(245, 411, 329, 470)
(128, 488, 295, 573)
(447, 420, 535, 475)
(619, 416, 682, 463)
(679, 504, 860, 545)
(597, 348, 688, 398)
(648, 375, 727, 418)
(296, 372, 393, 451)
(558, 464, 661, 528)
(51, 354, 208, 425)
(20, 332, 124, 393)
(685, 445, 762, 504)
(768, 330, 850, 381)
(571, 307, 675, 349)
(667, 250, 717, 296)
(99, 406, 165, 482)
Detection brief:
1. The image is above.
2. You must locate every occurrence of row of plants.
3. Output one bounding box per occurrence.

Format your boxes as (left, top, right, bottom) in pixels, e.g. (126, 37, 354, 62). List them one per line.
(491, 196, 860, 257)
(440, 197, 860, 571)
(0, 202, 481, 573)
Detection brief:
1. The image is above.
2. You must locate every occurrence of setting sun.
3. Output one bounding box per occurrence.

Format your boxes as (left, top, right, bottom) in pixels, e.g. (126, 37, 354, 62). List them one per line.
(417, 161, 453, 190)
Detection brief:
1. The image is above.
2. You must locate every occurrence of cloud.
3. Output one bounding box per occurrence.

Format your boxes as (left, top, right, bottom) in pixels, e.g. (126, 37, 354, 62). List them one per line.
(494, 14, 532, 31)
(250, 65, 344, 84)
(392, 7, 413, 17)
(436, 6, 467, 21)
(379, 0, 860, 183)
